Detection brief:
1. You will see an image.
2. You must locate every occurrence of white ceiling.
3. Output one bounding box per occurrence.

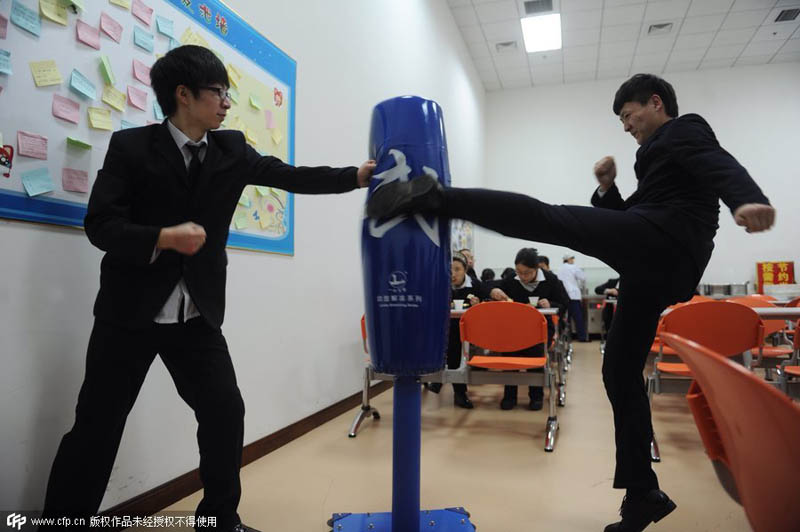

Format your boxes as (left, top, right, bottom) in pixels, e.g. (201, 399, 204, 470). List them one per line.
(448, 0, 800, 90)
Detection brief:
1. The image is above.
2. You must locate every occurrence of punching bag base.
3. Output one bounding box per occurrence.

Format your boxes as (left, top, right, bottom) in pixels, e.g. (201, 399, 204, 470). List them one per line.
(328, 508, 476, 531)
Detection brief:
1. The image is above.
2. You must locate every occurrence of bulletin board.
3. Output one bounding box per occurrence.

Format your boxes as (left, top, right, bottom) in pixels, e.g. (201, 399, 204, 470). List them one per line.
(0, 0, 297, 254)
(451, 219, 474, 254)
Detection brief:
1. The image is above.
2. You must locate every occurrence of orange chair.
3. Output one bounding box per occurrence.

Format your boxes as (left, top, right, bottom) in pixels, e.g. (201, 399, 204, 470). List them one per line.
(784, 297, 800, 341)
(647, 301, 764, 461)
(649, 295, 713, 356)
(348, 315, 381, 437)
(748, 293, 777, 301)
(660, 332, 800, 532)
(460, 301, 559, 451)
(777, 320, 800, 398)
(728, 296, 794, 371)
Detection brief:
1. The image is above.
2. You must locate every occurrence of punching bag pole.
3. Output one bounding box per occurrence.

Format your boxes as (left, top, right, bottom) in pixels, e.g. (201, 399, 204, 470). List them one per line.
(392, 376, 421, 532)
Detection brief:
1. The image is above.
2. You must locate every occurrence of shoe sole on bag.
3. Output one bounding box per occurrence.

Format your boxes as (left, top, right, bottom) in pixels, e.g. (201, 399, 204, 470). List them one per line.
(367, 176, 438, 219)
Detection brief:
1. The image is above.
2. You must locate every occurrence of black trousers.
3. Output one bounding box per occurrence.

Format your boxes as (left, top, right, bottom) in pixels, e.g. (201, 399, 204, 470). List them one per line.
(440, 188, 700, 490)
(41, 318, 244, 530)
(447, 319, 467, 394)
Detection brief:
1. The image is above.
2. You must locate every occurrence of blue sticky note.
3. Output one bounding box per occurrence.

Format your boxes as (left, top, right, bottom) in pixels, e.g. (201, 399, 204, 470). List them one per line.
(120, 119, 140, 130)
(69, 69, 96, 100)
(11, 0, 41, 37)
(0, 49, 11, 75)
(156, 15, 174, 39)
(133, 26, 154, 53)
(22, 168, 55, 197)
(168, 38, 181, 51)
(153, 101, 164, 120)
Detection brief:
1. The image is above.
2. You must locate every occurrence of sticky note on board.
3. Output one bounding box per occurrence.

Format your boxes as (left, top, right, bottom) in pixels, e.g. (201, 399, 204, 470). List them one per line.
(52, 94, 80, 124)
(0, 15, 8, 39)
(127, 85, 147, 111)
(249, 94, 261, 110)
(17, 130, 48, 159)
(238, 193, 251, 208)
(0, 132, 3, 146)
(66, 136, 91, 149)
(62, 168, 89, 193)
(255, 186, 269, 197)
(120, 119, 139, 130)
(271, 128, 283, 145)
(155, 15, 174, 38)
(70, 69, 96, 99)
(88, 107, 112, 130)
(168, 38, 180, 51)
(30, 60, 63, 86)
(109, 0, 131, 9)
(76, 20, 101, 50)
(259, 215, 272, 230)
(22, 168, 55, 196)
(131, 0, 153, 26)
(102, 85, 126, 111)
(11, 1, 41, 37)
(133, 26, 154, 53)
(100, 12, 123, 43)
(228, 87, 239, 104)
(132, 59, 150, 85)
(245, 128, 257, 144)
(153, 101, 164, 120)
(65, 0, 86, 10)
(226, 66, 238, 88)
(0, 49, 12, 75)
(234, 212, 248, 230)
(99, 55, 115, 85)
(39, 0, 68, 26)
(264, 109, 275, 129)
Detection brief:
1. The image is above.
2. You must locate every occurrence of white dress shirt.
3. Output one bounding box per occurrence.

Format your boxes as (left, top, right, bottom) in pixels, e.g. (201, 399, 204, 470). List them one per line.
(557, 262, 586, 301)
(150, 120, 208, 324)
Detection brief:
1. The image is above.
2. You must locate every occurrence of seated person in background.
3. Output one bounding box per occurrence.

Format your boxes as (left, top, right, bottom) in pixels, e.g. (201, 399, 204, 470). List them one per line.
(500, 267, 516, 281)
(459, 248, 480, 285)
(536, 255, 551, 271)
(596, 277, 620, 336)
(480, 268, 496, 283)
(429, 252, 487, 409)
(489, 248, 569, 410)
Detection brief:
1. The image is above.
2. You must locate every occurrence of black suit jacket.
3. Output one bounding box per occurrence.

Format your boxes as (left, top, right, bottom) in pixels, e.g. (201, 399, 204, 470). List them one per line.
(84, 123, 358, 329)
(595, 278, 620, 296)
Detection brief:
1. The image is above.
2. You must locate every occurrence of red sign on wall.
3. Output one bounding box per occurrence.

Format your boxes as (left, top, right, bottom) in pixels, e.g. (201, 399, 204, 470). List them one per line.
(756, 261, 795, 293)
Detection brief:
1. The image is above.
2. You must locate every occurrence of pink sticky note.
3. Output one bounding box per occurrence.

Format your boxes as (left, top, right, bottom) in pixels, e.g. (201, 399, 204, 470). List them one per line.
(100, 12, 123, 43)
(132, 0, 153, 26)
(127, 85, 148, 111)
(132, 59, 151, 86)
(264, 109, 276, 129)
(62, 168, 89, 193)
(17, 131, 48, 160)
(0, 14, 8, 39)
(52, 94, 80, 124)
(76, 20, 101, 50)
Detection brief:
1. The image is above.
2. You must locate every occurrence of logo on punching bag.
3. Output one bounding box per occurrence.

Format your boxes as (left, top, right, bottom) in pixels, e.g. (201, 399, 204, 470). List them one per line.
(389, 271, 408, 292)
(367, 149, 441, 247)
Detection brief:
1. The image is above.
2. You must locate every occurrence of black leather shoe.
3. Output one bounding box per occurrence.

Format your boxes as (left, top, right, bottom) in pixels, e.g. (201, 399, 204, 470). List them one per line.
(366, 174, 444, 219)
(528, 397, 544, 411)
(232, 524, 261, 532)
(604, 490, 677, 532)
(428, 382, 442, 394)
(454, 392, 474, 409)
(500, 396, 517, 410)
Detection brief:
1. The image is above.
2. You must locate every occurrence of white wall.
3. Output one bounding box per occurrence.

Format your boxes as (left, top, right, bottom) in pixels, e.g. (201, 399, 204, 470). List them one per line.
(479, 62, 800, 287)
(0, 0, 486, 509)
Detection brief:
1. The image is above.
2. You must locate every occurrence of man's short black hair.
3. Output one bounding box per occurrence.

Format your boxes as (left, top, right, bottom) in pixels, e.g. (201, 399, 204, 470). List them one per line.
(613, 73, 678, 118)
(514, 247, 539, 268)
(537, 256, 550, 267)
(151, 45, 229, 117)
(501, 267, 516, 280)
(480, 268, 495, 282)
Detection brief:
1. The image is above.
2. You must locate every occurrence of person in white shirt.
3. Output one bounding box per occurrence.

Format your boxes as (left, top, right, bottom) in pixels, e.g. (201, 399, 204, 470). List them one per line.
(558, 254, 589, 342)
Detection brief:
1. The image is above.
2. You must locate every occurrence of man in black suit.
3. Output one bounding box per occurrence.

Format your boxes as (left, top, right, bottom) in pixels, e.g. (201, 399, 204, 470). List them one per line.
(367, 73, 775, 531)
(39, 45, 374, 532)
(596, 277, 621, 337)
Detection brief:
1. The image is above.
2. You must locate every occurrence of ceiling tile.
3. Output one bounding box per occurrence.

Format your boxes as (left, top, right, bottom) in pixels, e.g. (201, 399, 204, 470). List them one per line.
(736, 54, 774, 64)
(597, 67, 630, 80)
(604, 5, 646, 26)
(483, 79, 502, 91)
(600, 40, 638, 57)
(479, 69, 500, 83)
(605, 0, 647, 7)
(753, 22, 800, 41)
(562, 27, 602, 46)
(664, 59, 702, 71)
(459, 25, 487, 44)
(564, 59, 598, 73)
(468, 41, 493, 59)
(562, 9, 603, 30)
(771, 50, 800, 62)
(721, 9, 771, 30)
(528, 50, 564, 64)
(674, 32, 716, 49)
(475, 1, 519, 24)
(700, 57, 736, 68)
(452, 5, 479, 27)
(780, 38, 800, 51)
(766, 6, 800, 24)
(704, 43, 748, 57)
(713, 27, 758, 45)
(564, 71, 597, 82)
(492, 51, 530, 68)
(448, 0, 471, 7)
(482, 20, 524, 41)
(668, 48, 709, 61)
(687, 0, 735, 16)
(601, 24, 643, 42)
(680, 14, 726, 34)
(599, 55, 634, 69)
(636, 35, 678, 53)
(731, 0, 777, 11)
(497, 66, 531, 82)
(741, 39, 785, 55)
(563, 44, 600, 61)
(644, 0, 691, 21)
(531, 63, 564, 80)
(501, 78, 533, 89)
(474, 56, 496, 70)
(561, 0, 604, 12)
(632, 51, 670, 69)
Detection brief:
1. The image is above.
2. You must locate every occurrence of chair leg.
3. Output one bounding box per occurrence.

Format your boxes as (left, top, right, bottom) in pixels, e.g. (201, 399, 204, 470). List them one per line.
(544, 366, 559, 452)
(651, 435, 661, 463)
(348, 366, 380, 438)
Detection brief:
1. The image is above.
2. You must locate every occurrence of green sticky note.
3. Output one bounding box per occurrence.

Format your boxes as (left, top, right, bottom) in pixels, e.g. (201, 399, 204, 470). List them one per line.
(61, 0, 86, 10)
(234, 212, 248, 230)
(255, 186, 269, 196)
(249, 94, 261, 110)
(238, 193, 251, 208)
(67, 136, 92, 149)
(228, 87, 239, 104)
(21, 168, 55, 196)
(99, 55, 114, 85)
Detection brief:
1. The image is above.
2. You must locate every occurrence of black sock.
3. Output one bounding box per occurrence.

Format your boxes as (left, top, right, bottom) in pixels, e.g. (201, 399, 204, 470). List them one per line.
(626, 488, 648, 502)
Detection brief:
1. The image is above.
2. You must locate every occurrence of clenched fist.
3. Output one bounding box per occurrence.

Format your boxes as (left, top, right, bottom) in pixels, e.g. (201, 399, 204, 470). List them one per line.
(594, 156, 617, 192)
(733, 203, 775, 233)
(158, 222, 207, 255)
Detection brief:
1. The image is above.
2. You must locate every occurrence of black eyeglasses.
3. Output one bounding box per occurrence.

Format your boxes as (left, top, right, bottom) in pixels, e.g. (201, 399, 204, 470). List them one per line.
(199, 86, 232, 101)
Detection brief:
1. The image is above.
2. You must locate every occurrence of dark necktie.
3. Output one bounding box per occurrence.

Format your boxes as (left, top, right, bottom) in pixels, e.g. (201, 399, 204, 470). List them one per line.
(186, 143, 204, 184)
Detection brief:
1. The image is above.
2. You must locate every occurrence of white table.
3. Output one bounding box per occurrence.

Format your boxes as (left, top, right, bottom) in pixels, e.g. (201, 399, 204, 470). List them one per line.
(661, 306, 800, 320)
(450, 306, 558, 318)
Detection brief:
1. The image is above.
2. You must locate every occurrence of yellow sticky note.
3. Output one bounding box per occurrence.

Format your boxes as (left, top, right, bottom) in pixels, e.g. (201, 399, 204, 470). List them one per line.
(109, 0, 131, 8)
(102, 85, 126, 111)
(238, 193, 251, 208)
(271, 128, 283, 145)
(40, 0, 68, 25)
(228, 63, 243, 80)
(29, 60, 63, 87)
(88, 107, 112, 130)
(99, 55, 115, 85)
(255, 186, 269, 196)
(226, 66, 239, 88)
(234, 212, 248, 230)
(259, 215, 271, 230)
(249, 94, 261, 110)
(245, 128, 258, 145)
(232, 116, 245, 133)
(180, 27, 209, 48)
